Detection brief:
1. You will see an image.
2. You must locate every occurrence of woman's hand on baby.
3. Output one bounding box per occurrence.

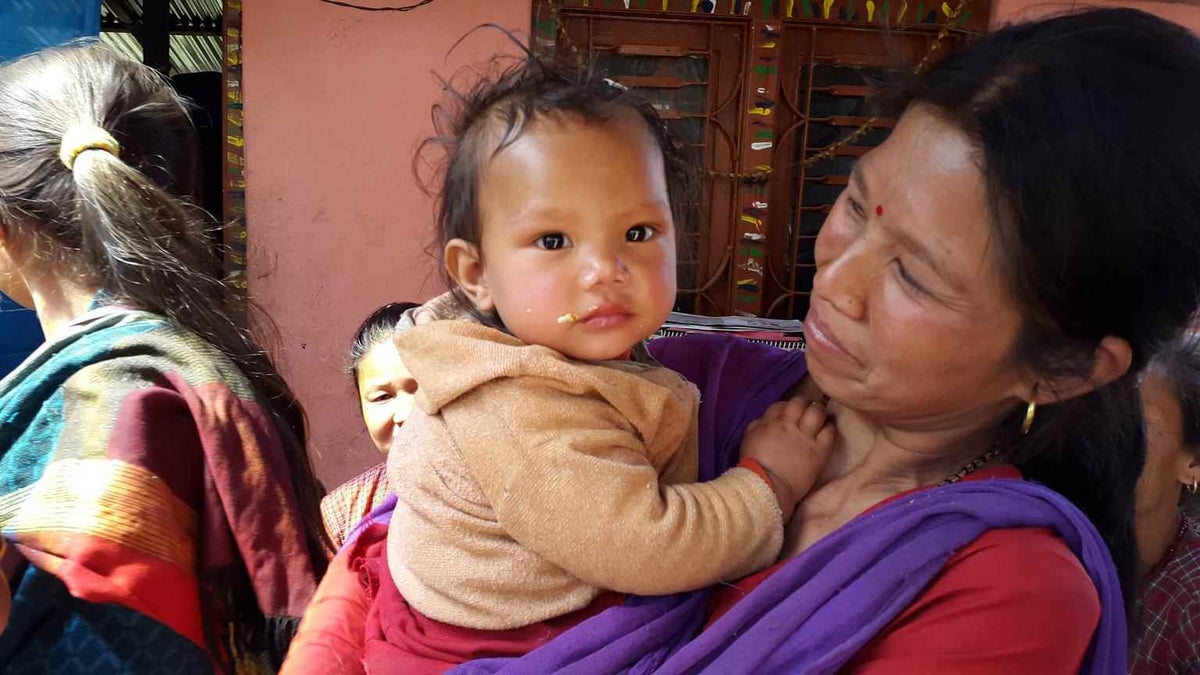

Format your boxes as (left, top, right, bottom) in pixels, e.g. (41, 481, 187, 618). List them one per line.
(740, 398, 837, 515)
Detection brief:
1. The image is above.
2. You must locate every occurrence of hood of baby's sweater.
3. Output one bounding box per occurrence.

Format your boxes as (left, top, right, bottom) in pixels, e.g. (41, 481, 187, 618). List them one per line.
(396, 319, 690, 433)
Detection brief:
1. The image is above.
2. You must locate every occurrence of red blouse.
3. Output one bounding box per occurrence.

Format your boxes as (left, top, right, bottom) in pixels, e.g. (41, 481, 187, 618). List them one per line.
(705, 467, 1102, 674)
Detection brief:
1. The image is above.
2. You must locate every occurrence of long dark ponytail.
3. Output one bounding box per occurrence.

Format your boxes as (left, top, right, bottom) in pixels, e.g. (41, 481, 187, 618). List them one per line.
(71, 140, 333, 566)
(0, 43, 331, 647)
(876, 9, 1200, 611)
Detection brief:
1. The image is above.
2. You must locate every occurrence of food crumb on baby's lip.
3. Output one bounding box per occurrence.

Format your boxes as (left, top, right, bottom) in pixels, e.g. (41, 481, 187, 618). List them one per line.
(557, 313, 580, 324)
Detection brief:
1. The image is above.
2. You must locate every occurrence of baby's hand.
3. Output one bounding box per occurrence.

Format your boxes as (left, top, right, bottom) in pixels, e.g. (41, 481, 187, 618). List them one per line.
(740, 398, 837, 515)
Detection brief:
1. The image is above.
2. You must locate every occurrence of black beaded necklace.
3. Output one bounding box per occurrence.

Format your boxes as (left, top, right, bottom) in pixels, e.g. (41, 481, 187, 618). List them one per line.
(938, 443, 1003, 486)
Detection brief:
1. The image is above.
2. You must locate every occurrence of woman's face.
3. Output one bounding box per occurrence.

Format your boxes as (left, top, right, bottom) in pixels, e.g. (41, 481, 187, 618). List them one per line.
(1135, 369, 1195, 517)
(356, 341, 417, 454)
(805, 106, 1029, 431)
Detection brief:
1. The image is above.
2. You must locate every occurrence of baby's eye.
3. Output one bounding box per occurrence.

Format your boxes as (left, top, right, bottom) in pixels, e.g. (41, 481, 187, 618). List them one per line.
(536, 233, 571, 250)
(626, 225, 656, 242)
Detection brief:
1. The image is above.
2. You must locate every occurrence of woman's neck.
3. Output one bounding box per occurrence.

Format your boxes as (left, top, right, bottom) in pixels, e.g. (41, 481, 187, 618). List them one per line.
(782, 403, 1006, 560)
(830, 398, 998, 478)
(1136, 500, 1184, 578)
(23, 266, 97, 339)
(817, 403, 1003, 494)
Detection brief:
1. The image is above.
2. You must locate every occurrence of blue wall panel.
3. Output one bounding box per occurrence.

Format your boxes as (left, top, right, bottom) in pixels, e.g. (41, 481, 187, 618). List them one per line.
(0, 0, 101, 62)
(1, 296, 43, 379)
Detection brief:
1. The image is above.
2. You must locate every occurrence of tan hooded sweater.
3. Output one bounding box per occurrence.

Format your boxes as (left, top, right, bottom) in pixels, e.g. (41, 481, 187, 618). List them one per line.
(386, 320, 784, 630)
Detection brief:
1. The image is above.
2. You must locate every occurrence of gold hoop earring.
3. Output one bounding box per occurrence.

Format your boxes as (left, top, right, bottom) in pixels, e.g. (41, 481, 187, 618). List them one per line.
(1021, 387, 1038, 436)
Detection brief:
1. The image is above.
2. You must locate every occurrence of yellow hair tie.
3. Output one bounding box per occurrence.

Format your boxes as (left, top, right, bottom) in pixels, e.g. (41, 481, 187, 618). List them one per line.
(59, 123, 120, 170)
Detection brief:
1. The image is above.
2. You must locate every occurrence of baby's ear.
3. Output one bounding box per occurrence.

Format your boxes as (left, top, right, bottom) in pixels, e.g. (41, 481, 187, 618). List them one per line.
(444, 238, 493, 313)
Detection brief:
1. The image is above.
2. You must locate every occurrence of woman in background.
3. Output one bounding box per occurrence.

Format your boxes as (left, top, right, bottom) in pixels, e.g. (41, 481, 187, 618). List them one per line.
(0, 44, 326, 672)
(321, 301, 419, 550)
(1132, 336, 1200, 673)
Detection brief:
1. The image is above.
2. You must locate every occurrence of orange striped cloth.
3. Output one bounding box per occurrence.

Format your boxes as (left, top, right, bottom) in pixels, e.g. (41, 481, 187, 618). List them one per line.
(0, 305, 318, 671)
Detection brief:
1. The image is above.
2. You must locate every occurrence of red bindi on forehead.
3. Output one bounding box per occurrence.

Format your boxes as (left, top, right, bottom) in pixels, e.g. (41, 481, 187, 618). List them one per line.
(876, 204, 884, 217)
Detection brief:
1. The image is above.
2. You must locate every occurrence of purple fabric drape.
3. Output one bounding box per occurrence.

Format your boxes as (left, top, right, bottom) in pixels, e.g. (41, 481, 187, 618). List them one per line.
(453, 335, 1125, 674)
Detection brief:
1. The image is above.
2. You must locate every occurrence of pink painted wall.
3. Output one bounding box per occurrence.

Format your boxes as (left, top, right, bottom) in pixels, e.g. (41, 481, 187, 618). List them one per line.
(243, 0, 531, 487)
(991, 0, 1200, 31)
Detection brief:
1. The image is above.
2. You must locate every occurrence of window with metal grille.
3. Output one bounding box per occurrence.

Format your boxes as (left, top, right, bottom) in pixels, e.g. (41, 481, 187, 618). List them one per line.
(540, 0, 984, 318)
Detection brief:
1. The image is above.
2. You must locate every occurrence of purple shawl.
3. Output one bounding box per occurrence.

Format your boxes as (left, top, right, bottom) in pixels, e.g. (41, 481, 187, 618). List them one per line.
(450, 334, 1127, 674)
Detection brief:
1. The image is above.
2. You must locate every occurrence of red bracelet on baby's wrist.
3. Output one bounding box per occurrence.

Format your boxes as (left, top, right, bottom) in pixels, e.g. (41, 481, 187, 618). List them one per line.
(737, 457, 774, 490)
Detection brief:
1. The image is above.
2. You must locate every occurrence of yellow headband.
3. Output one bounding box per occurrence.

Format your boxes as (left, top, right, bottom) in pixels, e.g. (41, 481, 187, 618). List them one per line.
(59, 123, 120, 170)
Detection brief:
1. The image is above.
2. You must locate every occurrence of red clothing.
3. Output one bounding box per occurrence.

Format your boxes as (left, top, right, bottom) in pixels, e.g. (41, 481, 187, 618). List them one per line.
(280, 526, 378, 675)
(1131, 514, 1200, 674)
(287, 468, 1102, 674)
(362, 532, 626, 674)
(281, 523, 625, 675)
(706, 467, 1101, 674)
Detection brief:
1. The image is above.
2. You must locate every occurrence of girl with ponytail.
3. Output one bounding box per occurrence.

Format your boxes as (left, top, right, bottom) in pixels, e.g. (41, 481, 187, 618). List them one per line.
(0, 44, 327, 672)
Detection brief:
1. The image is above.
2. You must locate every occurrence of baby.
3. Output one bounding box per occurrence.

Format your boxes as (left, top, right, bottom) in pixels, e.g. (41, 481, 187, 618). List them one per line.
(384, 54, 834, 650)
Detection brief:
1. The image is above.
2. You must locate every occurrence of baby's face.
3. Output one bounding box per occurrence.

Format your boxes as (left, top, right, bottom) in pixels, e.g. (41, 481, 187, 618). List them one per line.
(469, 112, 677, 361)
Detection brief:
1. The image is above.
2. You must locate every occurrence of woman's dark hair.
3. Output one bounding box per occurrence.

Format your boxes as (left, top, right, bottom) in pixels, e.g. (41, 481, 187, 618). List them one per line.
(877, 8, 1200, 611)
(416, 31, 697, 324)
(350, 301, 420, 386)
(0, 44, 330, 664)
(1149, 334, 1200, 511)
